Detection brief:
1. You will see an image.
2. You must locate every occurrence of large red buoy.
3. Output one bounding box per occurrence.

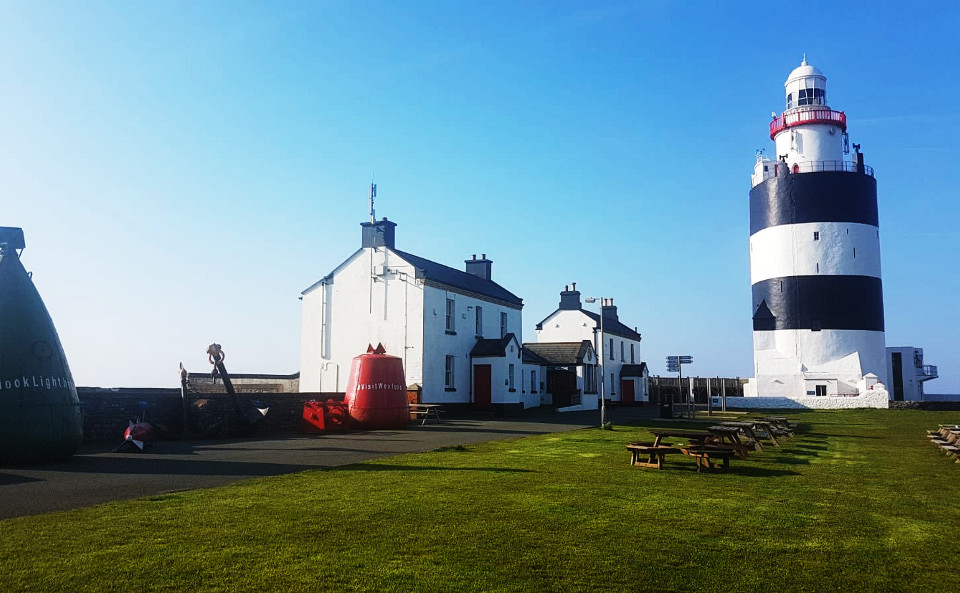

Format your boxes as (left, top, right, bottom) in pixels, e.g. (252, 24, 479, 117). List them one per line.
(344, 344, 409, 429)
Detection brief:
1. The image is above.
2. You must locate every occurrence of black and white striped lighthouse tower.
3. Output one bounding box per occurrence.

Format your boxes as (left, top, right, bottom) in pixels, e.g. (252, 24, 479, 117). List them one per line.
(746, 59, 886, 398)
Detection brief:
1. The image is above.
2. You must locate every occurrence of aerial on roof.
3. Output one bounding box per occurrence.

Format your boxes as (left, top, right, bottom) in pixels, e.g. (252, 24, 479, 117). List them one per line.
(393, 249, 523, 308)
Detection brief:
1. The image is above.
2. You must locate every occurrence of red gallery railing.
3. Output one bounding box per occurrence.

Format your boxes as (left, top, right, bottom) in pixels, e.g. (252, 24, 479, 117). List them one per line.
(770, 109, 846, 139)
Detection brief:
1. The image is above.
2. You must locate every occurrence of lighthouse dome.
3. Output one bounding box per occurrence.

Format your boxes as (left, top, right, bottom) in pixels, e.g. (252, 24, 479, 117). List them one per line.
(783, 58, 827, 110)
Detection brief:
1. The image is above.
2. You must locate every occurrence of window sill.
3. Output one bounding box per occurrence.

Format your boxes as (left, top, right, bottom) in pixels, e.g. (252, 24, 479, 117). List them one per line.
(444, 387, 457, 392)
(508, 388, 516, 393)
(445, 330, 457, 336)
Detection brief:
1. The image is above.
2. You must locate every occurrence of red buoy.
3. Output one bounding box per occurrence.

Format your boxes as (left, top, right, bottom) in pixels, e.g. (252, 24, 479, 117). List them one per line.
(344, 344, 409, 429)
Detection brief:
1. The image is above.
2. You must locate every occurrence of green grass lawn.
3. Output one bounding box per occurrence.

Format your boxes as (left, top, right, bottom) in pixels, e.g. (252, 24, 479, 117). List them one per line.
(2, 409, 958, 592)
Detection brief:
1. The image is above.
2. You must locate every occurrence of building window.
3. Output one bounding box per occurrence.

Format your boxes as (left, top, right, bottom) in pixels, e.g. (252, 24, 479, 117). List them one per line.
(500, 312, 508, 338)
(444, 355, 455, 389)
(811, 320, 821, 332)
(620, 341, 625, 362)
(584, 365, 597, 394)
(630, 343, 635, 364)
(530, 370, 537, 393)
(475, 306, 483, 337)
(445, 298, 455, 333)
(609, 338, 614, 360)
(609, 372, 615, 396)
(508, 364, 515, 391)
(786, 93, 793, 109)
(815, 384, 827, 397)
(813, 231, 820, 241)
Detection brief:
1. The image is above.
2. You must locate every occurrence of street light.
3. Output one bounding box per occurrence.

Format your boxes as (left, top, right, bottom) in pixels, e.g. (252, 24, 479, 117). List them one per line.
(584, 297, 607, 427)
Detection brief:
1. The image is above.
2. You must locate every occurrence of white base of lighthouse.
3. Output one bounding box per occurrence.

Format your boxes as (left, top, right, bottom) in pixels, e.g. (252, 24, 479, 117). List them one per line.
(743, 329, 888, 407)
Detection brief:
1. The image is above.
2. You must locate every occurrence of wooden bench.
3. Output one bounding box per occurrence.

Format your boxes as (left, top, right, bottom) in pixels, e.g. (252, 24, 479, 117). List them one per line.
(626, 443, 680, 470)
(681, 447, 736, 472)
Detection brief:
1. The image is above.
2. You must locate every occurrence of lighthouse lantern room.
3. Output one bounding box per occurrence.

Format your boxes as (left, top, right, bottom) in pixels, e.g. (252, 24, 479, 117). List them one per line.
(745, 59, 887, 405)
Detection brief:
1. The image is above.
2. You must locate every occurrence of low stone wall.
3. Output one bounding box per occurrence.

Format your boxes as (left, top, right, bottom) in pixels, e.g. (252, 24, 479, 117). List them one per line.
(888, 400, 960, 411)
(78, 388, 342, 443)
(718, 388, 889, 410)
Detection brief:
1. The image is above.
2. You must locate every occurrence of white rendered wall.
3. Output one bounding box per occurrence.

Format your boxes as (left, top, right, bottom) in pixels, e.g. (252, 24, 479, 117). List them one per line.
(421, 285, 522, 404)
(774, 123, 844, 164)
(727, 383, 888, 409)
(750, 222, 881, 283)
(536, 309, 642, 402)
(753, 329, 886, 396)
(886, 346, 931, 401)
(299, 248, 425, 393)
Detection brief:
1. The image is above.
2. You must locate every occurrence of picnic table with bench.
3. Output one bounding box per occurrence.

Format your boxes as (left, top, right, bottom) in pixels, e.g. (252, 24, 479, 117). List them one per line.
(409, 404, 443, 425)
(627, 429, 736, 472)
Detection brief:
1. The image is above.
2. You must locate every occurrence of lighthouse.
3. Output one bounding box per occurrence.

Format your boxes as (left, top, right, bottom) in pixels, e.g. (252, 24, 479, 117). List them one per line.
(745, 59, 886, 401)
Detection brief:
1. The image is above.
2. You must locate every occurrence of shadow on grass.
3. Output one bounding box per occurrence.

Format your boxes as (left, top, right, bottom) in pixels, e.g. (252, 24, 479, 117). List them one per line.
(794, 444, 828, 451)
(769, 456, 811, 465)
(803, 433, 884, 440)
(727, 466, 801, 477)
(328, 463, 534, 473)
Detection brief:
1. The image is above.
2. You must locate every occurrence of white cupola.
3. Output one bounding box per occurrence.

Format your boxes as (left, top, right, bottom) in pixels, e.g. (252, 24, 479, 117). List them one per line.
(784, 57, 828, 111)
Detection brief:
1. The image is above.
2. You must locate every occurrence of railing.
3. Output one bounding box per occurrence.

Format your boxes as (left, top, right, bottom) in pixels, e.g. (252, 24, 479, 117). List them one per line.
(770, 108, 846, 138)
(755, 160, 874, 185)
(919, 365, 939, 379)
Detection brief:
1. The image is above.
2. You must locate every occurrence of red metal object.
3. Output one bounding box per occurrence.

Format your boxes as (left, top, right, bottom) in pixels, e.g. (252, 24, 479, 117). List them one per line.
(300, 400, 351, 433)
(344, 344, 409, 429)
(770, 109, 846, 139)
(122, 421, 155, 451)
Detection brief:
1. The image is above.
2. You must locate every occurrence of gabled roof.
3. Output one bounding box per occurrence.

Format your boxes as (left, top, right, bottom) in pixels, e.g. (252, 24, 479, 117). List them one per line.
(536, 308, 642, 341)
(471, 333, 520, 358)
(522, 341, 595, 366)
(620, 363, 648, 377)
(393, 249, 523, 308)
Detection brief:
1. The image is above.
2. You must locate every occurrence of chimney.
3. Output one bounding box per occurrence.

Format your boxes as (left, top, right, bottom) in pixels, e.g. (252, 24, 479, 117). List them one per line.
(361, 217, 397, 249)
(465, 253, 492, 281)
(601, 298, 618, 322)
(559, 283, 581, 310)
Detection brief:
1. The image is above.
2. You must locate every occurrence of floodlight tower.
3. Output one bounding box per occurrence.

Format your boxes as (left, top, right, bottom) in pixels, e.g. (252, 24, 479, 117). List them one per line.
(747, 59, 885, 398)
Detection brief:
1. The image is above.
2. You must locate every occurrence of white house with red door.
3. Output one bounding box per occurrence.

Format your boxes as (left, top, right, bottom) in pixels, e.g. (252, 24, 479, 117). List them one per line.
(299, 216, 532, 411)
(534, 284, 648, 405)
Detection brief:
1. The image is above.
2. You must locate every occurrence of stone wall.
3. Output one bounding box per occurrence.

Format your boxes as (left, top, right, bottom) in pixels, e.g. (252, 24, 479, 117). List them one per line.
(718, 387, 889, 410)
(888, 400, 960, 411)
(78, 387, 342, 443)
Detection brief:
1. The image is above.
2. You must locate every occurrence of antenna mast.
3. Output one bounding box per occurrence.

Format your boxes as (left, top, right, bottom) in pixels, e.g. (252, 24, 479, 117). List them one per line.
(369, 183, 377, 223)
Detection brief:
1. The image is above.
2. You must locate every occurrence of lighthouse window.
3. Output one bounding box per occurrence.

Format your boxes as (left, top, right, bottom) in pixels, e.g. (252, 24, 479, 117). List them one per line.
(814, 231, 820, 240)
(798, 88, 825, 106)
(786, 93, 793, 109)
(811, 320, 822, 332)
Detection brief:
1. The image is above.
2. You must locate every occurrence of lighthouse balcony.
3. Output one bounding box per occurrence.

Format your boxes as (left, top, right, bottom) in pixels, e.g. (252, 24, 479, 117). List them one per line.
(751, 159, 874, 187)
(770, 108, 846, 139)
(918, 365, 938, 381)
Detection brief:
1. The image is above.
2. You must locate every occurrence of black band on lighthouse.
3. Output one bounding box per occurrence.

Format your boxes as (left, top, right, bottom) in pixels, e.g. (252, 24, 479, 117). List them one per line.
(752, 275, 885, 332)
(750, 171, 878, 235)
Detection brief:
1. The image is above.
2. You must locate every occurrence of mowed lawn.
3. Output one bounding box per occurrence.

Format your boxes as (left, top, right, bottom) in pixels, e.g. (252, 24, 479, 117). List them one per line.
(1, 409, 958, 592)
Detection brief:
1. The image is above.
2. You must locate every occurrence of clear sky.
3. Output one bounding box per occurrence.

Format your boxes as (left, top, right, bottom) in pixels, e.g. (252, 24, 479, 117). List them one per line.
(2, 1, 958, 393)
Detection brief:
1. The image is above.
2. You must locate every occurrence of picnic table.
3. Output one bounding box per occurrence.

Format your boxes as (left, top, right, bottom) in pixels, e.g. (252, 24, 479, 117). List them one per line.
(706, 425, 751, 459)
(720, 421, 780, 448)
(409, 404, 443, 425)
(627, 429, 735, 472)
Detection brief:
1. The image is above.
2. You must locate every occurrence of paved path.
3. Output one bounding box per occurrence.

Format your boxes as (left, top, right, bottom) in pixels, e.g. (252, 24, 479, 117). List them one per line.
(0, 407, 655, 519)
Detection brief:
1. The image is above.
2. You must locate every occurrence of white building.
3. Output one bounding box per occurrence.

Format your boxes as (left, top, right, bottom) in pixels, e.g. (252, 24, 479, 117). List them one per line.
(522, 340, 599, 411)
(534, 284, 647, 405)
(886, 347, 938, 402)
(744, 59, 888, 408)
(299, 217, 531, 410)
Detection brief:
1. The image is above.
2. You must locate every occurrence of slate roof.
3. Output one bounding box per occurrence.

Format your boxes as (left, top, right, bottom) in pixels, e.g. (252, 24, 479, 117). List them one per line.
(581, 310, 643, 341)
(393, 249, 523, 308)
(522, 341, 595, 366)
(619, 363, 648, 377)
(470, 334, 519, 357)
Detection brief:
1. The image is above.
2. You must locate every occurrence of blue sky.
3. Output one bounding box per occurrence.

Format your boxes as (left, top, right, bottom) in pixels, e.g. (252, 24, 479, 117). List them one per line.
(2, 1, 958, 393)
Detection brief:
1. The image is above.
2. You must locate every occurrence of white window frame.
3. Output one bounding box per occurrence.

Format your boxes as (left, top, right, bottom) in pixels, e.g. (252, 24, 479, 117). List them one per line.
(446, 298, 455, 332)
(500, 312, 508, 338)
(445, 355, 455, 388)
(475, 306, 483, 337)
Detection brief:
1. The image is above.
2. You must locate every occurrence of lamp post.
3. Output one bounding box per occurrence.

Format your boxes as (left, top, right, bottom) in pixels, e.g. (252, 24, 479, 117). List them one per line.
(584, 297, 607, 427)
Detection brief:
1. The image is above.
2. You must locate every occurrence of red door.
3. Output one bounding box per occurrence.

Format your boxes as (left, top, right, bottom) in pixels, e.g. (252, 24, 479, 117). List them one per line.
(474, 365, 492, 408)
(620, 379, 635, 405)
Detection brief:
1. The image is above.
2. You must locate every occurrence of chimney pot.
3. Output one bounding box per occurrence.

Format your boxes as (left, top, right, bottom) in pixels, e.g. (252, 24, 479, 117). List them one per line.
(482, 253, 486, 259)
(571, 282, 576, 291)
(564, 285, 569, 291)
